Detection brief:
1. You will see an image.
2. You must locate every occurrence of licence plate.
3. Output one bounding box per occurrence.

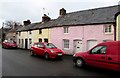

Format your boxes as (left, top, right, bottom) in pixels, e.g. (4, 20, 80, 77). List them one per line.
(58, 54, 62, 56)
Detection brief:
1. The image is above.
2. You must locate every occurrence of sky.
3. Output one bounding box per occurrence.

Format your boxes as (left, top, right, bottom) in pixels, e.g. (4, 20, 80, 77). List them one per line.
(0, 0, 119, 28)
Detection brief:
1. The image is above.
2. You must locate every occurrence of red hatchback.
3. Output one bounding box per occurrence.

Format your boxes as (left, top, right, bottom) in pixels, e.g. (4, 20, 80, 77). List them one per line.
(2, 40, 17, 49)
(30, 42, 64, 59)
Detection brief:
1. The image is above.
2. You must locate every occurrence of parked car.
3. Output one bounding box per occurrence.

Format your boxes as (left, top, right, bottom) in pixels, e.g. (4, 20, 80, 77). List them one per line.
(2, 40, 17, 49)
(30, 42, 64, 59)
(73, 41, 120, 72)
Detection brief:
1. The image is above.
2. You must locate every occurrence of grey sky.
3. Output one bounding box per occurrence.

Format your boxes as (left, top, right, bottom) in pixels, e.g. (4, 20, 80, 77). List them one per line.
(0, 0, 119, 28)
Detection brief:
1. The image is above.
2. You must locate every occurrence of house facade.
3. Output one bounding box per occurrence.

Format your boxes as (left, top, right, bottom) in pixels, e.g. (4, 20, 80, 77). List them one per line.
(49, 6, 118, 55)
(16, 15, 51, 49)
(116, 12, 120, 41)
(50, 24, 114, 55)
(16, 5, 118, 54)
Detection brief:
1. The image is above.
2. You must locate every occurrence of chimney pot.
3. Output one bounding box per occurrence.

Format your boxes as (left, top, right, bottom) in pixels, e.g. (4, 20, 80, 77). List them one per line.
(42, 14, 51, 22)
(59, 8, 66, 16)
(23, 20, 31, 26)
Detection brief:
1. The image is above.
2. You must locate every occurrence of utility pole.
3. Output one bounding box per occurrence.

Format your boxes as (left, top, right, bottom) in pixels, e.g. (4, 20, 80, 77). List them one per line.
(2, 22, 5, 42)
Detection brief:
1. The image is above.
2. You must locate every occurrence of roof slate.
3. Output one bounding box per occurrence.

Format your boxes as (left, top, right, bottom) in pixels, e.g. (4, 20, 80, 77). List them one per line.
(17, 5, 119, 32)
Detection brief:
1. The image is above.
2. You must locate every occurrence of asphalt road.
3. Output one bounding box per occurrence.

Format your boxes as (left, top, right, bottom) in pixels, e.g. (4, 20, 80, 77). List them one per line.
(2, 46, 120, 76)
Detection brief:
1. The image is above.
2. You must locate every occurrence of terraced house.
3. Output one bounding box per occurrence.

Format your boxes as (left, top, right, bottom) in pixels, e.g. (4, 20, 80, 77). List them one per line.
(16, 15, 51, 49)
(48, 6, 119, 55)
(16, 5, 119, 55)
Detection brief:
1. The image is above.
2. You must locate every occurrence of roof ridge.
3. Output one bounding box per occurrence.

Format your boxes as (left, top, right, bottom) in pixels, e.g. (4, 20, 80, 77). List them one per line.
(66, 5, 118, 15)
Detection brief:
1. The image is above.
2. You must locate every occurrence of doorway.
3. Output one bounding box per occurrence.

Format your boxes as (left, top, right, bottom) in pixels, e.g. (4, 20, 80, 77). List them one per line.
(73, 40, 82, 53)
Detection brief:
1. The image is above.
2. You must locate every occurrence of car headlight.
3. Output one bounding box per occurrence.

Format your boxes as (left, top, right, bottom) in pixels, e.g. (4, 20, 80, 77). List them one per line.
(50, 50, 54, 53)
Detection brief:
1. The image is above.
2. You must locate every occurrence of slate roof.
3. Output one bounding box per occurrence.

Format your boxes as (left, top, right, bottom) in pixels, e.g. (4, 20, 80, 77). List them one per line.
(7, 26, 22, 33)
(17, 5, 119, 32)
(49, 5, 119, 27)
(17, 22, 40, 32)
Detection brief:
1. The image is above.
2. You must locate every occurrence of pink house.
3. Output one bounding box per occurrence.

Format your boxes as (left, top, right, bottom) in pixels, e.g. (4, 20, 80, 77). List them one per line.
(39, 6, 118, 55)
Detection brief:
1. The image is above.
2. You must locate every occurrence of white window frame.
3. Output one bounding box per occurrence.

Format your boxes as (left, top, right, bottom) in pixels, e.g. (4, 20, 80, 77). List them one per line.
(63, 39, 69, 49)
(29, 31, 32, 34)
(64, 27, 69, 34)
(104, 25, 112, 34)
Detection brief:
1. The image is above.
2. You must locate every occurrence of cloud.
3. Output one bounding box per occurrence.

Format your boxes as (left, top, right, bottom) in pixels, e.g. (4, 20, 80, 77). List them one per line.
(0, 0, 118, 28)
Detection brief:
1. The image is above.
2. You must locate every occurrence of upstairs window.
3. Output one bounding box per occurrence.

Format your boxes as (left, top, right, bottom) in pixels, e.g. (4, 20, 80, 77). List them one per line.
(104, 25, 112, 34)
(39, 29, 42, 34)
(29, 31, 32, 34)
(19, 32, 21, 36)
(64, 27, 69, 34)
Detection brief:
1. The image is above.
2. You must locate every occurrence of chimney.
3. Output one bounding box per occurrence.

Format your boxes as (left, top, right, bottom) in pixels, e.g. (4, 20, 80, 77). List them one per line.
(42, 14, 51, 22)
(59, 8, 66, 16)
(23, 20, 31, 26)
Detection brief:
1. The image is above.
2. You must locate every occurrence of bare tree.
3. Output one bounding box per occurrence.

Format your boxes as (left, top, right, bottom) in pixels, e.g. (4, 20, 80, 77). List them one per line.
(4, 20, 22, 28)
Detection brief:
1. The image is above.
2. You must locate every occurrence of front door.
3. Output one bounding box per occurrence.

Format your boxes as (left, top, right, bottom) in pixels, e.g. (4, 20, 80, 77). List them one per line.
(73, 40, 82, 53)
(25, 39, 28, 49)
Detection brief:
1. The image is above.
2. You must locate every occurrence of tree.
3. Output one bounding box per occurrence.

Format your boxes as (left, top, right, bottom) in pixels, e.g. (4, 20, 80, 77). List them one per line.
(4, 20, 22, 29)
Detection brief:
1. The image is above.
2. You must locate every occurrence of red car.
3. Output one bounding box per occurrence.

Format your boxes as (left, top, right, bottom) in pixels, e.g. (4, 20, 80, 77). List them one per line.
(73, 41, 120, 72)
(2, 40, 17, 49)
(30, 42, 64, 59)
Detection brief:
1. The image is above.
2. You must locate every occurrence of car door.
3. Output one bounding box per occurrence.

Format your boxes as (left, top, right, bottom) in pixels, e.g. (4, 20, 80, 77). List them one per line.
(85, 45, 107, 68)
(32, 43, 39, 55)
(37, 43, 45, 55)
(104, 45, 120, 71)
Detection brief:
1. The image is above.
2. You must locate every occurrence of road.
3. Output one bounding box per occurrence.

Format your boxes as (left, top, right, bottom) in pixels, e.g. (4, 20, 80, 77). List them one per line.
(2, 46, 120, 76)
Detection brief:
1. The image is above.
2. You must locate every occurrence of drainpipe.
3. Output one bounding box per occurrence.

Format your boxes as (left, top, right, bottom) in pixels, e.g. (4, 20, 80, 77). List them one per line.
(113, 22, 116, 41)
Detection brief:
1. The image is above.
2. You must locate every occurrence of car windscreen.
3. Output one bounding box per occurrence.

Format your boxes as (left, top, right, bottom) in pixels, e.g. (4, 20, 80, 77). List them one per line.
(45, 43, 57, 49)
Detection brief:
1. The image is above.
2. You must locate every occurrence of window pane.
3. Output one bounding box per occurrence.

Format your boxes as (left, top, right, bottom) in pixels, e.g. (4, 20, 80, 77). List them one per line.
(64, 27, 69, 33)
(63, 39, 69, 48)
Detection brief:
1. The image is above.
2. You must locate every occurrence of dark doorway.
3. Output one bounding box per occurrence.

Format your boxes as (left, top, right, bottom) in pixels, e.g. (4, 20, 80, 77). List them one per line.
(25, 39, 28, 49)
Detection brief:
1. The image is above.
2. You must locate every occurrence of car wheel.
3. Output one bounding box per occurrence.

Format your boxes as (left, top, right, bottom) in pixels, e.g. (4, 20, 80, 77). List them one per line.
(75, 58, 84, 67)
(44, 53, 49, 60)
(30, 50, 34, 56)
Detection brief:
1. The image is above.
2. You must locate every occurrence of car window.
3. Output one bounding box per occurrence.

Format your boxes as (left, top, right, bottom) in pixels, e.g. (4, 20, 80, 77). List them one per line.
(37, 43, 44, 48)
(90, 46, 106, 54)
(33, 43, 38, 47)
(45, 43, 57, 48)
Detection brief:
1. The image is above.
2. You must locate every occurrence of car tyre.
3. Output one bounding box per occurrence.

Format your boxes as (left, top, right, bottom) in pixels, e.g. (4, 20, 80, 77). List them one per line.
(75, 58, 84, 67)
(44, 53, 49, 60)
(30, 50, 34, 56)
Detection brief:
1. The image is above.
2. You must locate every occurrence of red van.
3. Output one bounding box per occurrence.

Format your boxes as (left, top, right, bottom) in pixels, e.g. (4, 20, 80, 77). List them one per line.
(30, 42, 64, 59)
(73, 41, 120, 72)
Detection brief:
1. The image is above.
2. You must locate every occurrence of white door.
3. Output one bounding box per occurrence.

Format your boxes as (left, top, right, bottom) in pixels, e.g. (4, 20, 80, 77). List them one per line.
(87, 40, 97, 50)
(74, 40, 82, 53)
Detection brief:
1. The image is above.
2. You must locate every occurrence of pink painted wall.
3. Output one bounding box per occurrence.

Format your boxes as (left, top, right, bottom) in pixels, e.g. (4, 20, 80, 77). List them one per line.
(50, 24, 114, 55)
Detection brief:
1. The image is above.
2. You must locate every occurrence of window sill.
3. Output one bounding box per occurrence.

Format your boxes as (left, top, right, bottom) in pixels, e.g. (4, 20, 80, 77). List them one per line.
(64, 33, 69, 34)
(63, 48, 70, 50)
(104, 32, 113, 35)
